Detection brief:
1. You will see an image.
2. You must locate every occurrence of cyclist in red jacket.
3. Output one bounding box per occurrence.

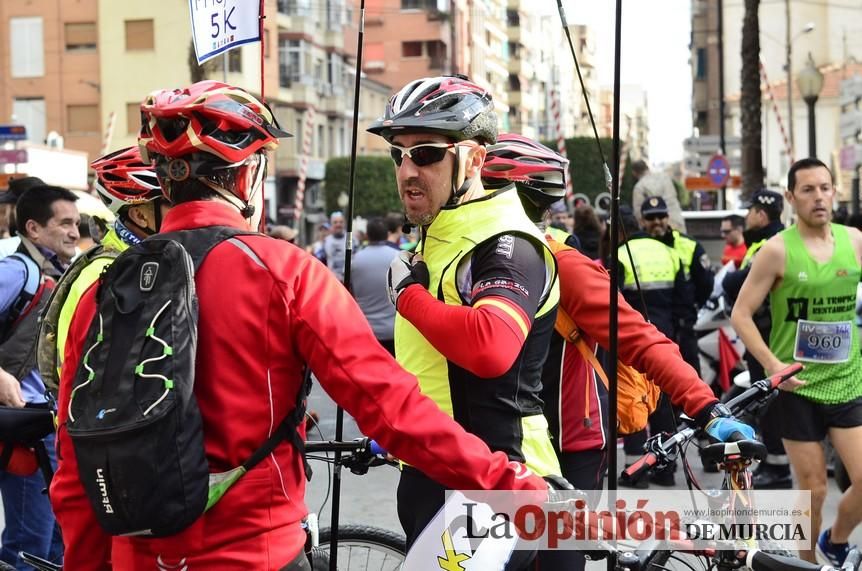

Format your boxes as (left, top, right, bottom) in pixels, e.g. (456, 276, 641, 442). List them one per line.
(481, 133, 753, 569)
(50, 81, 551, 571)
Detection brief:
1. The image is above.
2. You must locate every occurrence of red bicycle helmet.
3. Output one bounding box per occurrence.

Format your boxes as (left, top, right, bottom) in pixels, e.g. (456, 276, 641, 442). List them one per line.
(367, 75, 498, 144)
(138, 80, 290, 164)
(481, 133, 569, 207)
(138, 81, 289, 207)
(91, 146, 161, 216)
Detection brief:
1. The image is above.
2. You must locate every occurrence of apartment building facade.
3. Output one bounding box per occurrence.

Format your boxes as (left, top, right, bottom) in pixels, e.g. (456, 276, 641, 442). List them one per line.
(1, 0, 389, 230)
(0, 0, 101, 164)
(691, 0, 858, 189)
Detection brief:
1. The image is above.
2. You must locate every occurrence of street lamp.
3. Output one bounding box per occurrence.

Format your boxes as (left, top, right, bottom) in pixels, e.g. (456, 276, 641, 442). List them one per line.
(797, 52, 824, 159)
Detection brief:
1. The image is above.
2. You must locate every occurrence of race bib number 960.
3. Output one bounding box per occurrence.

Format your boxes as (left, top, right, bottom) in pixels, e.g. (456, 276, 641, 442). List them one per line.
(794, 320, 853, 363)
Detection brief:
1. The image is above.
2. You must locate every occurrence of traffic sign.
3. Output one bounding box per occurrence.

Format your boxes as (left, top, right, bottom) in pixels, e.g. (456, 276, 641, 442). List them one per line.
(0, 149, 27, 165)
(707, 154, 730, 187)
(0, 125, 27, 141)
(684, 154, 740, 174)
(685, 175, 741, 191)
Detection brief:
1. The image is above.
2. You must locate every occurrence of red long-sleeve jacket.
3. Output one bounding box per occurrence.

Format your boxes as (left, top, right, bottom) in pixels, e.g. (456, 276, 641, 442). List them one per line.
(543, 241, 717, 453)
(51, 201, 548, 570)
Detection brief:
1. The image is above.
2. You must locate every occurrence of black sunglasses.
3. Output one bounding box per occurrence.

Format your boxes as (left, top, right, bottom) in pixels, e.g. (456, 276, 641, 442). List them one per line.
(390, 143, 456, 167)
(643, 213, 668, 221)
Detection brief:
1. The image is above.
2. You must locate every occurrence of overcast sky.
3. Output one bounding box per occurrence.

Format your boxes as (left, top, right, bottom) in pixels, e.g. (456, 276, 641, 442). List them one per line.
(559, 0, 694, 165)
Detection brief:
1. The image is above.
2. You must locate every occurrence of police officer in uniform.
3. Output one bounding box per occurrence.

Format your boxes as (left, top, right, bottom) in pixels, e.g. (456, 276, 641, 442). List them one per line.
(641, 196, 713, 375)
(616, 208, 693, 487)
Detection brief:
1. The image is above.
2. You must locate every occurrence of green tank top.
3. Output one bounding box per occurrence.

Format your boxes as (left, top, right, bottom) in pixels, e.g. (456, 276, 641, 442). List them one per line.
(769, 224, 862, 403)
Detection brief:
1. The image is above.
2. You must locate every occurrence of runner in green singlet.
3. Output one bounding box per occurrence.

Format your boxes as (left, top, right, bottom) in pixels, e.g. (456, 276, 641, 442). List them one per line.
(731, 158, 862, 566)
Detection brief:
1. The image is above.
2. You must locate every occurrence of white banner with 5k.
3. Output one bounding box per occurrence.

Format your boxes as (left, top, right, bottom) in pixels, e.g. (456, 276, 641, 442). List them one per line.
(189, 0, 260, 64)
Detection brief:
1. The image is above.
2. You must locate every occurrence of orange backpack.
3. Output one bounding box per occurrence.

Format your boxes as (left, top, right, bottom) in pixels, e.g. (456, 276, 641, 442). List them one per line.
(547, 237, 661, 435)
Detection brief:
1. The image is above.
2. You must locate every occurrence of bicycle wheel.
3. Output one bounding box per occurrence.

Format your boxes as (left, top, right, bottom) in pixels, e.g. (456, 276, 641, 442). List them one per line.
(318, 525, 406, 571)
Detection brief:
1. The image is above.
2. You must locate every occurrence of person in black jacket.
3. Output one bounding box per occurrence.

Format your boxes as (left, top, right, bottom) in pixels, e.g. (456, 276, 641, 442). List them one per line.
(641, 196, 713, 375)
(573, 204, 602, 260)
(722, 189, 789, 489)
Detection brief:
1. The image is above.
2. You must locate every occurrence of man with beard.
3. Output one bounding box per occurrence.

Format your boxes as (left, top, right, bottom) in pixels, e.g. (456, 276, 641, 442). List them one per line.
(640, 196, 713, 375)
(368, 76, 562, 569)
(732, 159, 862, 565)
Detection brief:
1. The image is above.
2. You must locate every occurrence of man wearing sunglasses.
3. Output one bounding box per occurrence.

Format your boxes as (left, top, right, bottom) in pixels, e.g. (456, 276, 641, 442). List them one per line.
(368, 76, 562, 566)
(641, 196, 713, 378)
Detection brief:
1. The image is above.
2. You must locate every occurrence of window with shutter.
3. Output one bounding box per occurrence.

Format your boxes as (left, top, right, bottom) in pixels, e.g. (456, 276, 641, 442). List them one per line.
(65, 23, 97, 51)
(12, 99, 46, 143)
(11, 17, 44, 78)
(125, 20, 155, 51)
(67, 105, 101, 134)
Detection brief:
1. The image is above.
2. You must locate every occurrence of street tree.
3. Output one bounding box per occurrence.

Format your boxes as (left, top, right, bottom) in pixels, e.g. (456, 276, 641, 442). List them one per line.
(740, 0, 765, 198)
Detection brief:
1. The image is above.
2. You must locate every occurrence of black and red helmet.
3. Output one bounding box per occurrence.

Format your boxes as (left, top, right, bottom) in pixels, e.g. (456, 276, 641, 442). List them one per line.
(91, 146, 162, 215)
(481, 133, 569, 207)
(367, 75, 498, 144)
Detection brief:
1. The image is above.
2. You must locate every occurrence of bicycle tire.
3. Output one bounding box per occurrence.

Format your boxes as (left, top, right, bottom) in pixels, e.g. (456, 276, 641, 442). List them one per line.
(318, 525, 406, 571)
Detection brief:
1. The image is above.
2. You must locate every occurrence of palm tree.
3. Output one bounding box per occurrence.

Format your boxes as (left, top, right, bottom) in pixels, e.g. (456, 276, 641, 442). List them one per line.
(188, 40, 218, 83)
(740, 0, 764, 198)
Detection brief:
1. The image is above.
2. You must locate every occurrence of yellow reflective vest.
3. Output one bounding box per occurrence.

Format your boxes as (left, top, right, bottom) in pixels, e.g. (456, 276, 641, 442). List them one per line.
(394, 186, 561, 476)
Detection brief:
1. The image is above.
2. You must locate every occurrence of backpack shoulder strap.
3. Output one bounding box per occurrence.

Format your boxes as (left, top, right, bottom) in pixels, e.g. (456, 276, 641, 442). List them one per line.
(161, 226, 256, 270)
(168, 228, 315, 481)
(8, 253, 40, 300)
(2, 253, 41, 330)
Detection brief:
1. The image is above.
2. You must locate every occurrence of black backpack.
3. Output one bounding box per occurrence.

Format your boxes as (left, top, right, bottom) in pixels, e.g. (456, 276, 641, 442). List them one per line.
(67, 226, 311, 537)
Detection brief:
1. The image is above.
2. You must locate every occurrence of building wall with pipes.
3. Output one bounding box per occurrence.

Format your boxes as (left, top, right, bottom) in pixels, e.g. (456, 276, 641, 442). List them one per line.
(0, 0, 100, 162)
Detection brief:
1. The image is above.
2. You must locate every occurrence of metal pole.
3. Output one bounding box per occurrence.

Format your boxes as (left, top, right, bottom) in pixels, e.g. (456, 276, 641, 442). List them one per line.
(607, 1, 622, 568)
(806, 96, 817, 158)
(718, 0, 727, 209)
(852, 168, 860, 217)
(329, 0, 366, 567)
(786, 0, 795, 158)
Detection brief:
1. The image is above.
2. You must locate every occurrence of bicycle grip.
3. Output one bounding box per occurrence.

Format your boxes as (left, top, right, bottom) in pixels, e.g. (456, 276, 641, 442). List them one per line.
(624, 453, 656, 478)
(369, 440, 387, 457)
(768, 363, 804, 389)
(747, 549, 828, 570)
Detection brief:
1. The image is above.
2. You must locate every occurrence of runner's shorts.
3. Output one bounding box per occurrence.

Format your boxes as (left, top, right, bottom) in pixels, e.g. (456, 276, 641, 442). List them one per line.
(775, 392, 862, 441)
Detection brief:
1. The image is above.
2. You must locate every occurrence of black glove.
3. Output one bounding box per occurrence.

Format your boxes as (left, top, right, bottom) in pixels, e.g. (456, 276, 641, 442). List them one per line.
(386, 251, 429, 307)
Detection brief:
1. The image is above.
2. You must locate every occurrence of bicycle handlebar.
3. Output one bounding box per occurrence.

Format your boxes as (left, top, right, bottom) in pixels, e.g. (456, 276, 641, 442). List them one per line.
(304, 438, 390, 475)
(724, 363, 803, 411)
(304, 437, 385, 455)
(746, 549, 835, 571)
(623, 364, 804, 481)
